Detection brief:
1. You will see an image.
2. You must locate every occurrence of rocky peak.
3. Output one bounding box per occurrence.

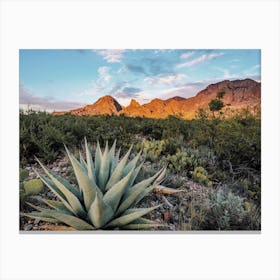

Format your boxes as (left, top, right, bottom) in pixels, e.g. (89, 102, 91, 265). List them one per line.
(128, 99, 141, 107)
(166, 96, 186, 102)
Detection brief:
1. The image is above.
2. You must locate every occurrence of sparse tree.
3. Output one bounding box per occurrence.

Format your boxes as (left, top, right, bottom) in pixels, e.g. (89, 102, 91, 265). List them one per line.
(208, 89, 226, 117)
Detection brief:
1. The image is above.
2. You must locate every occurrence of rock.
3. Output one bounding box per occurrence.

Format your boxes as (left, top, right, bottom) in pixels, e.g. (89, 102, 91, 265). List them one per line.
(24, 224, 33, 230)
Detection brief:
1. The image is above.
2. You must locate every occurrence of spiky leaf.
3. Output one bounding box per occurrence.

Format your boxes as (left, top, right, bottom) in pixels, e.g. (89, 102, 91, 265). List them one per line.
(36, 158, 81, 200)
(84, 138, 96, 183)
(103, 170, 134, 212)
(38, 174, 75, 214)
(37, 158, 86, 218)
(105, 205, 160, 228)
(65, 146, 101, 211)
(98, 141, 110, 191)
(105, 145, 133, 191)
(27, 203, 95, 230)
(88, 192, 114, 228)
(21, 212, 59, 224)
(123, 167, 164, 200)
(122, 151, 141, 177)
(42, 199, 71, 213)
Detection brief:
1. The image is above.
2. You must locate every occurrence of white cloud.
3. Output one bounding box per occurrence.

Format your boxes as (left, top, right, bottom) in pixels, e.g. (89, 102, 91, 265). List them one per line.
(180, 51, 194, 59)
(98, 66, 111, 83)
(243, 64, 261, 76)
(19, 84, 86, 112)
(95, 49, 125, 63)
(215, 67, 236, 79)
(176, 52, 223, 68)
(158, 82, 208, 100)
(144, 73, 186, 86)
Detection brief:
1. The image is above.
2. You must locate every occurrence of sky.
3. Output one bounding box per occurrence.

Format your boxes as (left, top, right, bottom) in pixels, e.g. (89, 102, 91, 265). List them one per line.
(19, 49, 261, 111)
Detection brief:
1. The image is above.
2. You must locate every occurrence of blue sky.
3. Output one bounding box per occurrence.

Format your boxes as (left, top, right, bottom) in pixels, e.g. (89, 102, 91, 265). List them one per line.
(19, 49, 261, 111)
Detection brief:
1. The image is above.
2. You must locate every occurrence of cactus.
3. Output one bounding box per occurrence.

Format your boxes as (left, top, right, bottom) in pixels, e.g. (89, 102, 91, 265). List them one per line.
(23, 179, 44, 196)
(22, 139, 166, 230)
(140, 139, 168, 162)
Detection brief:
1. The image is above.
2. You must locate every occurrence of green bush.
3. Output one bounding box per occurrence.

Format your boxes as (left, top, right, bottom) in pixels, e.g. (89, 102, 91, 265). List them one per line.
(207, 189, 246, 230)
(192, 166, 212, 187)
(20, 168, 29, 182)
(20, 110, 261, 205)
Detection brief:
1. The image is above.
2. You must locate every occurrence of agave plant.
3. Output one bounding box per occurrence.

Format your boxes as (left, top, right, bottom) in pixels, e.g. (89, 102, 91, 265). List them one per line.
(22, 139, 166, 230)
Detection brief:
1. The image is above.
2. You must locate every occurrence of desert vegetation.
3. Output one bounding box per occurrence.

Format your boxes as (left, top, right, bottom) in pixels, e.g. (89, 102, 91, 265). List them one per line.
(20, 108, 261, 231)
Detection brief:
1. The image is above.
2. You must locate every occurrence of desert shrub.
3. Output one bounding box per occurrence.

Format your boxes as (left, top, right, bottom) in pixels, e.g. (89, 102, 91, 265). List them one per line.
(192, 166, 212, 187)
(178, 190, 211, 230)
(20, 168, 29, 182)
(206, 189, 246, 230)
(20, 111, 260, 203)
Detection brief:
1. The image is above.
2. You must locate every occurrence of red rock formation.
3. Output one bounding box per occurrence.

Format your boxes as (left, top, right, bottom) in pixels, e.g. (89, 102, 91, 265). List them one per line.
(52, 79, 261, 119)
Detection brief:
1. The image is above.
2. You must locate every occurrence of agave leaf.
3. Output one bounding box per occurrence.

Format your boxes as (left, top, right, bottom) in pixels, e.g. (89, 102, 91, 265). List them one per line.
(105, 205, 160, 228)
(79, 151, 88, 173)
(131, 217, 158, 224)
(122, 223, 161, 230)
(88, 192, 114, 228)
(123, 167, 164, 200)
(27, 203, 95, 230)
(98, 141, 110, 192)
(36, 158, 86, 218)
(105, 145, 133, 191)
(85, 138, 96, 183)
(117, 176, 158, 215)
(21, 212, 59, 224)
(108, 140, 116, 162)
(110, 144, 120, 176)
(65, 146, 101, 211)
(103, 170, 133, 212)
(126, 162, 143, 191)
(122, 150, 141, 178)
(132, 185, 156, 207)
(38, 173, 76, 215)
(153, 167, 166, 185)
(154, 185, 185, 195)
(95, 141, 102, 178)
(116, 147, 121, 161)
(42, 199, 72, 213)
(36, 158, 81, 200)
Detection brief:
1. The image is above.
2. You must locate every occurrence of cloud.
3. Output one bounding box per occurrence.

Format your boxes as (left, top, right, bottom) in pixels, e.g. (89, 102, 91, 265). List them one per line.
(122, 87, 142, 94)
(111, 85, 142, 103)
(81, 66, 111, 95)
(144, 73, 186, 86)
(176, 52, 223, 68)
(109, 83, 142, 106)
(158, 82, 209, 100)
(180, 51, 194, 59)
(125, 53, 180, 76)
(241, 65, 261, 80)
(98, 66, 111, 83)
(109, 81, 127, 94)
(215, 67, 236, 79)
(126, 64, 147, 75)
(19, 84, 86, 112)
(95, 49, 125, 63)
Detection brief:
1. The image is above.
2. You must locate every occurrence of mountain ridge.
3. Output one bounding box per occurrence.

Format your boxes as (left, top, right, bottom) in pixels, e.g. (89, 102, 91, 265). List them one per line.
(53, 78, 261, 119)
